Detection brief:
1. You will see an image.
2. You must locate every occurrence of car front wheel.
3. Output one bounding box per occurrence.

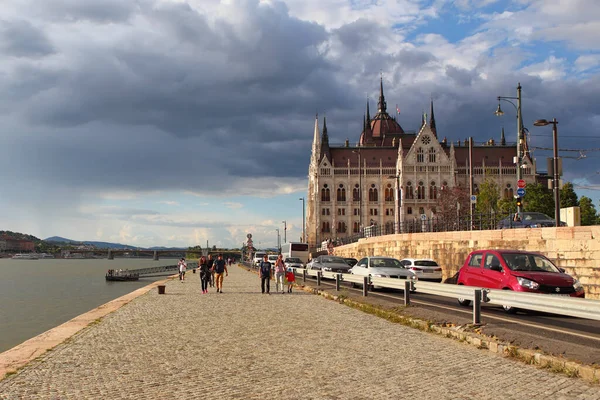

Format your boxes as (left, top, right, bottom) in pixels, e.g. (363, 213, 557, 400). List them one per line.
(501, 288, 517, 313)
(457, 284, 472, 306)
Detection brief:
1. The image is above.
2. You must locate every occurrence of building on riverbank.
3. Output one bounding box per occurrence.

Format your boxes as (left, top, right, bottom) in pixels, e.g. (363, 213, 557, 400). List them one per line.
(306, 78, 538, 249)
(0, 237, 35, 253)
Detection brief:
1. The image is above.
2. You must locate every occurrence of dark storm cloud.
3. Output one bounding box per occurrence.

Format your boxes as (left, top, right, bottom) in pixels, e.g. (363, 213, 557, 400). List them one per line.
(35, 0, 141, 23)
(0, 20, 54, 57)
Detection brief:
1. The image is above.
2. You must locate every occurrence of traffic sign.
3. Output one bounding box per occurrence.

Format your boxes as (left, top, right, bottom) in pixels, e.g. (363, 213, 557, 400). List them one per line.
(420, 214, 427, 221)
(470, 195, 477, 204)
(517, 179, 526, 189)
(516, 188, 526, 197)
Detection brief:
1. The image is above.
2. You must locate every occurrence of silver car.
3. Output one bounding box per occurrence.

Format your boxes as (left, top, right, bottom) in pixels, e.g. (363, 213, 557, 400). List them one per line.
(399, 258, 443, 282)
(284, 257, 304, 269)
(350, 257, 416, 289)
(307, 255, 353, 274)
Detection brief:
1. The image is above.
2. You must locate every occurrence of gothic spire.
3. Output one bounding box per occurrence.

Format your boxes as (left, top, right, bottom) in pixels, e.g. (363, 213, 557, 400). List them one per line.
(500, 126, 506, 145)
(366, 98, 371, 125)
(321, 115, 329, 145)
(429, 99, 437, 137)
(310, 113, 320, 162)
(377, 75, 387, 114)
(421, 110, 425, 128)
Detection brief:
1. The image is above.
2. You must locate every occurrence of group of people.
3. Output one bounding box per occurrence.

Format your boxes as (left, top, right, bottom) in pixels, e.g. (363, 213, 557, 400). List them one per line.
(259, 254, 295, 294)
(197, 254, 228, 293)
(178, 253, 297, 295)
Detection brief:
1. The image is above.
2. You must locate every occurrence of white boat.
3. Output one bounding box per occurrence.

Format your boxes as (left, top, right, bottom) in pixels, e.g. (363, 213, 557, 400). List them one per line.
(39, 253, 55, 259)
(12, 254, 39, 260)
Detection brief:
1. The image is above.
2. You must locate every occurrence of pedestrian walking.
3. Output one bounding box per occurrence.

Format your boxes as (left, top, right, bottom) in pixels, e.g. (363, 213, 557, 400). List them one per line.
(207, 254, 215, 287)
(285, 267, 296, 293)
(178, 258, 187, 282)
(274, 254, 286, 294)
(213, 254, 228, 293)
(198, 256, 210, 294)
(259, 254, 272, 294)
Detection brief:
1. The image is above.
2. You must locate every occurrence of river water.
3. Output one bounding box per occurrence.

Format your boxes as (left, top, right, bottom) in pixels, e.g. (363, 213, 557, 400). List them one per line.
(0, 258, 184, 353)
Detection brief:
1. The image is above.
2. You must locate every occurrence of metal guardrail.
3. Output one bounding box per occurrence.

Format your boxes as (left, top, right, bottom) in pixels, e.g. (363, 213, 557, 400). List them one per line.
(291, 268, 600, 324)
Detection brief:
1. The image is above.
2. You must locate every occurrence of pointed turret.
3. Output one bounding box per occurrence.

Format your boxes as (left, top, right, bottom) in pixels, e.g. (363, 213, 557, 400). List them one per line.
(421, 110, 425, 128)
(377, 75, 387, 114)
(500, 127, 506, 145)
(366, 99, 371, 126)
(309, 114, 321, 173)
(320, 116, 330, 159)
(429, 99, 437, 137)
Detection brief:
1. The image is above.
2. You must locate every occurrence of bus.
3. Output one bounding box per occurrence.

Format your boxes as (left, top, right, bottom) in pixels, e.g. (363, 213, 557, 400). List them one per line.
(280, 242, 309, 265)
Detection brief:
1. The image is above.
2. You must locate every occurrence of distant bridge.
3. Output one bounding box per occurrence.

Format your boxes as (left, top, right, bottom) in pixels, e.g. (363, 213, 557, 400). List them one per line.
(62, 249, 241, 261)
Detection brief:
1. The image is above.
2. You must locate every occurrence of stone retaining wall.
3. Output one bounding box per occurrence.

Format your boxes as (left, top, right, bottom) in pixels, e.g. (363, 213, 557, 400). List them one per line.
(332, 226, 600, 299)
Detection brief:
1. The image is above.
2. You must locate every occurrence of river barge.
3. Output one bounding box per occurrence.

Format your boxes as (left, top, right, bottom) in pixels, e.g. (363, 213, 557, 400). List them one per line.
(105, 269, 139, 281)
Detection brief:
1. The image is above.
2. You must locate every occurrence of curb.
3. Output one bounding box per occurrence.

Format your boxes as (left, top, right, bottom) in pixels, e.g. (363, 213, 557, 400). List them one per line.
(301, 284, 600, 385)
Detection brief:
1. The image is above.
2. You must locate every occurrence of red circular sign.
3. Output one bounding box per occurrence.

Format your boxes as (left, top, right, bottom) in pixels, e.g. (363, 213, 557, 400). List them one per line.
(517, 179, 526, 189)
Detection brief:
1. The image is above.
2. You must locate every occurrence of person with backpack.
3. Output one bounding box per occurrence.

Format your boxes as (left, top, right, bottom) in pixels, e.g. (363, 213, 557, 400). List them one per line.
(207, 254, 215, 287)
(198, 256, 210, 294)
(259, 254, 272, 294)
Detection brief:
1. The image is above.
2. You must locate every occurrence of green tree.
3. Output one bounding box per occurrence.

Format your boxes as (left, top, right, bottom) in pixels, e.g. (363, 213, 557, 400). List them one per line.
(497, 197, 517, 215)
(523, 182, 554, 216)
(560, 182, 579, 208)
(579, 196, 598, 226)
(475, 179, 500, 214)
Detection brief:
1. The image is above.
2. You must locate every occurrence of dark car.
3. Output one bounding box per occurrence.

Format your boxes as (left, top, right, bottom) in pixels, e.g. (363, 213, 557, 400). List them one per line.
(457, 249, 585, 312)
(307, 255, 353, 274)
(344, 258, 358, 267)
(497, 212, 566, 229)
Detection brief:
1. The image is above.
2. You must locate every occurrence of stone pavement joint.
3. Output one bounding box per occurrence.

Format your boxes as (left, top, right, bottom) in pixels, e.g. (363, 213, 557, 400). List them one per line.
(1, 265, 599, 399)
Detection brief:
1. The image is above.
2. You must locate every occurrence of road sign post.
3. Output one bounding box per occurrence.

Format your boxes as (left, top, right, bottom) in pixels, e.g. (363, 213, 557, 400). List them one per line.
(516, 188, 526, 197)
(517, 179, 526, 189)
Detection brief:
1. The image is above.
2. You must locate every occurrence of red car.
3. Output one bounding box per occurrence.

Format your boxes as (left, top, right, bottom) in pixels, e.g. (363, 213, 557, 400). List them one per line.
(457, 250, 585, 312)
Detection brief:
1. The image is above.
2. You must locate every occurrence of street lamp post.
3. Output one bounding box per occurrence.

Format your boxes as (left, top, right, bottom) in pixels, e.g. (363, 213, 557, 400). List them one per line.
(275, 228, 280, 252)
(388, 175, 401, 234)
(298, 197, 305, 243)
(352, 148, 362, 233)
(533, 118, 561, 227)
(495, 82, 525, 214)
(282, 220, 287, 243)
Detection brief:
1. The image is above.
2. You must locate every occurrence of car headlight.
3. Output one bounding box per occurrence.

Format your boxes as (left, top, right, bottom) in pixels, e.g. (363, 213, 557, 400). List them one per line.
(517, 277, 540, 290)
(529, 223, 539, 228)
(373, 274, 387, 278)
(323, 267, 332, 272)
(573, 279, 584, 292)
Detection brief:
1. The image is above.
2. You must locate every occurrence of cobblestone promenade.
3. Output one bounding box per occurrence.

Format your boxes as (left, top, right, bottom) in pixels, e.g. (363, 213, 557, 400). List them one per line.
(1, 265, 599, 399)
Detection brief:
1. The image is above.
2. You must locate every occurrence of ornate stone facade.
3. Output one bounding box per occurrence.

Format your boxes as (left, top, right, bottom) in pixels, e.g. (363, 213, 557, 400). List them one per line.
(306, 79, 537, 249)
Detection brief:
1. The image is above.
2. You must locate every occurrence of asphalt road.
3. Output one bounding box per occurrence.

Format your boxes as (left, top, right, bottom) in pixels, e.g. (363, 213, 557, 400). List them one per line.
(298, 273, 600, 365)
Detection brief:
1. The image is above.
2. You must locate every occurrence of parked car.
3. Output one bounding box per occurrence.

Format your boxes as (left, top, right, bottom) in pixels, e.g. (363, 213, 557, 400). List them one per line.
(284, 257, 304, 269)
(456, 249, 585, 313)
(253, 252, 266, 267)
(267, 254, 279, 265)
(350, 257, 416, 289)
(344, 258, 358, 267)
(307, 255, 353, 274)
(399, 258, 443, 282)
(497, 212, 566, 229)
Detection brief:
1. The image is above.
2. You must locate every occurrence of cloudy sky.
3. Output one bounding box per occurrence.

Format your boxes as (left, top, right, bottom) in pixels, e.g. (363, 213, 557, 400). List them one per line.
(1, 0, 600, 249)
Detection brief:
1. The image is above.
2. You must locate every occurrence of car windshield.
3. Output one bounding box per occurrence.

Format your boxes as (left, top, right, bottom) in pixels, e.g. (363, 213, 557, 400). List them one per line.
(322, 256, 346, 264)
(502, 253, 560, 273)
(370, 258, 403, 268)
(414, 260, 439, 267)
(523, 213, 553, 221)
(285, 258, 302, 263)
(268, 256, 278, 261)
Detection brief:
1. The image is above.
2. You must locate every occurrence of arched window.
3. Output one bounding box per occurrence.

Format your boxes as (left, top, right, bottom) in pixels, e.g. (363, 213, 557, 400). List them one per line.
(353, 184, 360, 202)
(353, 222, 360, 233)
(369, 184, 378, 202)
(504, 184, 514, 199)
(321, 221, 330, 233)
(428, 147, 436, 163)
(429, 181, 437, 200)
(417, 148, 425, 163)
(321, 184, 330, 202)
(405, 181, 414, 199)
(385, 183, 394, 201)
(417, 181, 425, 200)
(337, 221, 347, 233)
(337, 184, 346, 202)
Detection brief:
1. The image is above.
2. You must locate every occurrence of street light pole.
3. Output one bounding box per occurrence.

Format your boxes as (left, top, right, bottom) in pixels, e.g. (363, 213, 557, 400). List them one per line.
(388, 174, 401, 234)
(282, 220, 287, 243)
(496, 82, 525, 214)
(275, 228, 280, 252)
(298, 197, 305, 243)
(534, 118, 561, 227)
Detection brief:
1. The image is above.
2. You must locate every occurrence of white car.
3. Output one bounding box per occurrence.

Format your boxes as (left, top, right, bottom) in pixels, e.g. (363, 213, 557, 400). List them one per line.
(284, 257, 304, 269)
(399, 258, 443, 282)
(267, 254, 279, 265)
(350, 257, 416, 289)
(253, 252, 266, 267)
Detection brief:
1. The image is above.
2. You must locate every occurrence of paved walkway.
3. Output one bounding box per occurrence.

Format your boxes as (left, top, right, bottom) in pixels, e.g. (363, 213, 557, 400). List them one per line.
(1, 265, 599, 399)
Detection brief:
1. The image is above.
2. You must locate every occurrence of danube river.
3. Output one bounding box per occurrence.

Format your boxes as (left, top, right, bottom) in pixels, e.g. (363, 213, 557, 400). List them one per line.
(0, 258, 185, 353)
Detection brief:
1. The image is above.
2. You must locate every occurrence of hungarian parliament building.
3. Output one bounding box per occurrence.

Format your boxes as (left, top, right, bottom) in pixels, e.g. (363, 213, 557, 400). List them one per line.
(305, 79, 537, 249)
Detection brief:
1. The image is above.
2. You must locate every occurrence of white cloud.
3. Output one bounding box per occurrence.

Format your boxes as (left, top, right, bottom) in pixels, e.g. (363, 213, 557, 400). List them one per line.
(224, 202, 244, 209)
(520, 55, 567, 81)
(574, 54, 600, 72)
(159, 200, 180, 206)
